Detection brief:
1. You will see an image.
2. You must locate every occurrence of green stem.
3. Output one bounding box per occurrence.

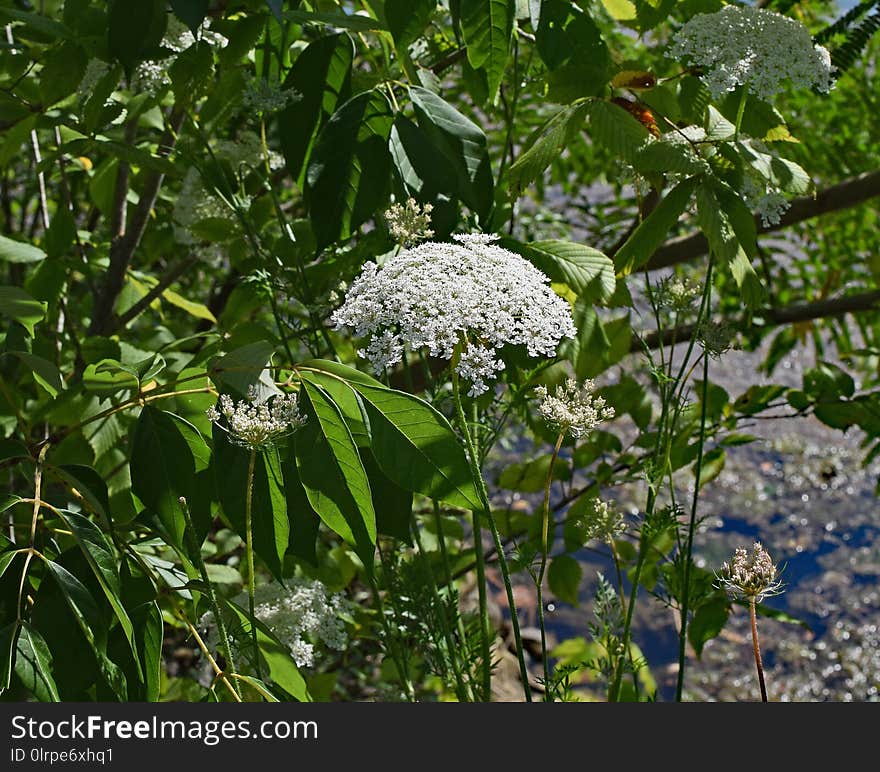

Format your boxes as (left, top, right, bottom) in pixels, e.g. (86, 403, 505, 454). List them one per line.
(180, 497, 240, 699)
(244, 448, 261, 680)
(451, 360, 532, 702)
(675, 257, 715, 702)
(537, 433, 564, 700)
(734, 86, 749, 140)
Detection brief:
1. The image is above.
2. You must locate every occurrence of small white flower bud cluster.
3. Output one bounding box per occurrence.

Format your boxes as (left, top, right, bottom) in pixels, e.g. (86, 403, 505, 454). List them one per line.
(697, 319, 737, 359)
(331, 234, 576, 396)
(243, 78, 299, 113)
(718, 542, 785, 602)
(581, 498, 626, 544)
(740, 174, 790, 228)
(206, 386, 307, 449)
(215, 131, 285, 172)
(384, 198, 434, 245)
(670, 6, 834, 101)
(201, 579, 351, 670)
(657, 276, 701, 313)
(173, 167, 227, 246)
(534, 378, 614, 439)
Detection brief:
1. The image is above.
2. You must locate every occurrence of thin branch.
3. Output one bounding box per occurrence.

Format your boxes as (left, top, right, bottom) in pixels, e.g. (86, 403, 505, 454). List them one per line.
(110, 255, 200, 332)
(88, 107, 185, 336)
(644, 169, 880, 271)
(110, 120, 139, 238)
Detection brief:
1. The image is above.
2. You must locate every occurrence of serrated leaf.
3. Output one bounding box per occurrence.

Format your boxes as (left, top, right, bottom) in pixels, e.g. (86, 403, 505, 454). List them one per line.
(306, 89, 394, 249)
(508, 238, 615, 302)
(507, 100, 590, 194)
(634, 140, 707, 175)
(614, 177, 699, 274)
(295, 383, 376, 567)
(589, 100, 650, 163)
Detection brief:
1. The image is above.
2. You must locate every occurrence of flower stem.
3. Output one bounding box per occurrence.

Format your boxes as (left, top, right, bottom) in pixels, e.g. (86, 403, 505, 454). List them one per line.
(179, 497, 239, 697)
(537, 433, 564, 700)
(451, 364, 532, 702)
(734, 85, 749, 140)
(749, 597, 769, 702)
(244, 448, 261, 679)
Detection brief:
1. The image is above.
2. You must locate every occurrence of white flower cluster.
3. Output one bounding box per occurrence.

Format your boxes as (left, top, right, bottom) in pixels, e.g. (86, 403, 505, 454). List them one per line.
(581, 498, 626, 544)
(201, 579, 350, 670)
(718, 542, 785, 602)
(215, 131, 285, 172)
(670, 6, 834, 101)
(331, 234, 576, 396)
(206, 386, 307, 449)
(77, 59, 112, 98)
(243, 78, 299, 113)
(384, 198, 434, 244)
(657, 276, 701, 313)
(535, 378, 614, 439)
(173, 167, 226, 246)
(740, 174, 790, 228)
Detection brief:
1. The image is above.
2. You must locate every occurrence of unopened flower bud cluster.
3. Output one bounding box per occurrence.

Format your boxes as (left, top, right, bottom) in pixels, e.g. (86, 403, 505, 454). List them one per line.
(332, 234, 576, 396)
(384, 198, 434, 245)
(243, 78, 299, 113)
(535, 378, 614, 439)
(206, 386, 307, 449)
(670, 6, 834, 102)
(581, 498, 627, 544)
(718, 542, 784, 602)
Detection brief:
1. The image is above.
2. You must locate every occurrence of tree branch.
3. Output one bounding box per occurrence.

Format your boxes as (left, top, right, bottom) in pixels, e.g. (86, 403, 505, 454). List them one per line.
(632, 289, 880, 352)
(88, 107, 185, 336)
(644, 169, 880, 271)
(110, 255, 200, 333)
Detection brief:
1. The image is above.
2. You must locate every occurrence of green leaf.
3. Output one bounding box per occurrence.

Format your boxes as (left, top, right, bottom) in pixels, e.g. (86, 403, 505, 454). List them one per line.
(0, 286, 47, 335)
(386, 0, 437, 47)
(279, 34, 354, 185)
(170, 0, 210, 33)
(410, 86, 494, 221)
(132, 602, 163, 702)
(0, 550, 17, 582)
(507, 100, 590, 194)
(349, 382, 482, 512)
(497, 455, 569, 493)
(214, 436, 289, 581)
(297, 359, 384, 388)
(460, 0, 514, 101)
(688, 597, 729, 658)
(54, 509, 139, 672)
(0, 234, 45, 264)
(548, 554, 582, 605)
(0, 621, 17, 691)
(508, 238, 615, 302)
(225, 600, 311, 701)
(14, 623, 59, 702)
(284, 9, 388, 31)
(7, 352, 63, 398)
(43, 207, 77, 260)
(613, 176, 699, 274)
(131, 407, 210, 553)
(210, 340, 281, 402)
(0, 8, 73, 40)
(82, 359, 139, 395)
(362, 450, 414, 543)
(107, 0, 167, 74)
(804, 362, 856, 401)
(696, 184, 738, 264)
(633, 140, 707, 175)
(282, 453, 321, 566)
(389, 114, 459, 209)
(733, 384, 788, 415)
(295, 382, 376, 567)
(38, 40, 88, 107)
(162, 288, 217, 323)
(589, 100, 650, 163)
(698, 447, 725, 488)
(306, 89, 394, 249)
(169, 40, 214, 105)
(299, 371, 369, 446)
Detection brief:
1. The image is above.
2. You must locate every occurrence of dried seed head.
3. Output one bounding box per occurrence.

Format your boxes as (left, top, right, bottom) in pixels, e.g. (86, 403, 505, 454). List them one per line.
(717, 542, 785, 602)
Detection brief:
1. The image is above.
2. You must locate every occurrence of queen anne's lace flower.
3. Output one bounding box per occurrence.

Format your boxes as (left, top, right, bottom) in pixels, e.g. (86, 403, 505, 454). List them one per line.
(331, 234, 576, 396)
(200, 579, 351, 670)
(384, 198, 434, 244)
(206, 386, 307, 449)
(534, 378, 614, 438)
(243, 78, 299, 113)
(581, 498, 626, 544)
(173, 167, 226, 246)
(717, 542, 785, 602)
(670, 6, 834, 101)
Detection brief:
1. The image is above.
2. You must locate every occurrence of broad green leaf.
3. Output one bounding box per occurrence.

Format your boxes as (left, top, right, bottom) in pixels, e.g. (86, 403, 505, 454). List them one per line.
(54, 509, 139, 671)
(0, 550, 17, 582)
(210, 340, 281, 401)
(298, 371, 369, 446)
(633, 140, 707, 175)
(689, 597, 730, 658)
(7, 352, 63, 398)
(0, 8, 73, 40)
(733, 384, 788, 415)
(163, 288, 217, 323)
(214, 434, 289, 580)
(297, 358, 384, 388)
(234, 674, 280, 702)
(295, 382, 376, 566)
(226, 599, 310, 701)
(386, 0, 437, 47)
(507, 100, 590, 194)
(410, 86, 494, 220)
(169, 40, 214, 105)
(804, 362, 856, 401)
(614, 176, 699, 274)
(170, 0, 210, 32)
(460, 0, 514, 101)
(389, 114, 459, 208)
(38, 40, 88, 107)
(282, 452, 321, 566)
(132, 602, 163, 702)
(43, 207, 77, 260)
(107, 0, 167, 74)
(589, 100, 650, 163)
(698, 447, 725, 488)
(284, 9, 388, 31)
(306, 89, 394, 249)
(362, 450, 414, 543)
(82, 359, 139, 395)
(131, 407, 209, 553)
(497, 455, 570, 493)
(349, 382, 481, 512)
(548, 554, 582, 605)
(508, 238, 615, 302)
(696, 184, 738, 264)
(14, 623, 59, 702)
(0, 286, 47, 335)
(279, 34, 354, 184)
